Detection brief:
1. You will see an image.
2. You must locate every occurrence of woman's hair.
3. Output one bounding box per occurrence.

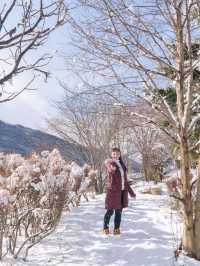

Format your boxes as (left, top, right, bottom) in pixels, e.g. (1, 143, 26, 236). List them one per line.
(110, 161, 118, 168)
(111, 147, 127, 172)
(119, 156, 127, 172)
(112, 147, 121, 153)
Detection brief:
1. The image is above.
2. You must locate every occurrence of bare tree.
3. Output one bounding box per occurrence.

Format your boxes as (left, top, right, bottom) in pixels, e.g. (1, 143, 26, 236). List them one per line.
(0, 0, 67, 103)
(64, 0, 200, 259)
(130, 126, 166, 182)
(108, 101, 172, 181)
(48, 92, 122, 193)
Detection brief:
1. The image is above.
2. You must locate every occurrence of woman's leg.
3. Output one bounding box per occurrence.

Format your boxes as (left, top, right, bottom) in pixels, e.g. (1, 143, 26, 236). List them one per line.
(114, 190, 124, 229)
(103, 209, 114, 229)
(121, 189, 125, 208)
(114, 209, 122, 229)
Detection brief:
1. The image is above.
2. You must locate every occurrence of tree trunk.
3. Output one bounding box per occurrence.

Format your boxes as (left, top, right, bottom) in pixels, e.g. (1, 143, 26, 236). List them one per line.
(194, 137, 200, 259)
(175, 8, 195, 255)
(142, 155, 151, 182)
(180, 132, 195, 256)
(0, 231, 2, 260)
(96, 171, 104, 194)
(142, 156, 148, 182)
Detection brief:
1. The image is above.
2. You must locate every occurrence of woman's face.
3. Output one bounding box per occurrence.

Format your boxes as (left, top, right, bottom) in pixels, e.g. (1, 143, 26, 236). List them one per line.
(111, 151, 120, 160)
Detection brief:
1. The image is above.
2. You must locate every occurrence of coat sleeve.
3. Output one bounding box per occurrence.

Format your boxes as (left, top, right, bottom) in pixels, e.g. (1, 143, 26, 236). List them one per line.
(105, 172, 113, 190)
(127, 183, 136, 198)
(105, 159, 113, 173)
(104, 159, 113, 189)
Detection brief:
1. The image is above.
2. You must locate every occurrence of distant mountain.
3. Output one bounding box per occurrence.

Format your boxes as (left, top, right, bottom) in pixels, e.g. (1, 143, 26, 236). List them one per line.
(0, 120, 141, 171)
(124, 154, 141, 173)
(0, 120, 88, 164)
(127, 159, 141, 173)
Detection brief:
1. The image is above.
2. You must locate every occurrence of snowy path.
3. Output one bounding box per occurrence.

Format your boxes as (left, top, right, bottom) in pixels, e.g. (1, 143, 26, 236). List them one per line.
(2, 191, 199, 266)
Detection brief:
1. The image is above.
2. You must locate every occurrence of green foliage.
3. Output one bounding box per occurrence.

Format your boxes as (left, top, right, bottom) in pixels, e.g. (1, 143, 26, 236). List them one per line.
(158, 87, 176, 108)
(157, 87, 200, 160)
(192, 6, 200, 24)
(155, 39, 200, 161)
(193, 69, 200, 83)
(167, 42, 200, 61)
(159, 118, 170, 128)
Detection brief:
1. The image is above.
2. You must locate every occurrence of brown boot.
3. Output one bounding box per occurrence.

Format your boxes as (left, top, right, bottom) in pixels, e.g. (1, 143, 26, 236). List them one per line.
(113, 228, 121, 235)
(101, 228, 109, 235)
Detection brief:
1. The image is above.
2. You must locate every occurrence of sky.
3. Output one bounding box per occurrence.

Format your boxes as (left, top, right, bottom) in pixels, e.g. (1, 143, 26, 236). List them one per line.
(0, 4, 72, 132)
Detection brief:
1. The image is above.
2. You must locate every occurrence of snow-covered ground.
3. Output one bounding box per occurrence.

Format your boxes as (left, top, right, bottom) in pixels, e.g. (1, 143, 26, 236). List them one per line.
(2, 188, 199, 266)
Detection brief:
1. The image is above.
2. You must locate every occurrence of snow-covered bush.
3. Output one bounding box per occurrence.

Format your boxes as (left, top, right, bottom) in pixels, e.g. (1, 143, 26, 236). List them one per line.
(67, 162, 97, 206)
(0, 149, 69, 261)
(0, 150, 98, 261)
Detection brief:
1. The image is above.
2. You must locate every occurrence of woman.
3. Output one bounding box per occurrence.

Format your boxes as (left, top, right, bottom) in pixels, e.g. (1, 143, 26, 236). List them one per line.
(102, 148, 136, 236)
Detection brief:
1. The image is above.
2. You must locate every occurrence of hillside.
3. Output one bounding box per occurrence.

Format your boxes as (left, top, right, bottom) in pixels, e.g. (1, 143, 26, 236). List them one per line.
(0, 120, 87, 164)
(0, 120, 141, 170)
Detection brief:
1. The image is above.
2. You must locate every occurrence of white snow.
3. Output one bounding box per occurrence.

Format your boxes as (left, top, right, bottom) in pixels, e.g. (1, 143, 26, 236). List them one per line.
(0, 188, 11, 205)
(2, 188, 199, 266)
(69, 161, 84, 179)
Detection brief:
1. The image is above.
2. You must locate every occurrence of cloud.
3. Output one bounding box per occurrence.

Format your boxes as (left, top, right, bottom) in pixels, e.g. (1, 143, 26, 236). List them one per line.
(0, 24, 68, 130)
(0, 90, 50, 129)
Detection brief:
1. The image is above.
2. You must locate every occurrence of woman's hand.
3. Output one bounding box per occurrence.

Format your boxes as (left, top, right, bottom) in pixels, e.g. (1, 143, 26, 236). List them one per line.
(131, 191, 136, 198)
(128, 183, 136, 198)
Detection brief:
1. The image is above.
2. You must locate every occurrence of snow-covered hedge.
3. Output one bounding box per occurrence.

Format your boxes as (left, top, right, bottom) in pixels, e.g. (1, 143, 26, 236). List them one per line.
(0, 149, 69, 260)
(67, 162, 97, 206)
(0, 149, 98, 261)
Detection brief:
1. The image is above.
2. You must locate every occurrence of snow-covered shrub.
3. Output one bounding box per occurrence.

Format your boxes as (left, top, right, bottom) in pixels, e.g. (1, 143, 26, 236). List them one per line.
(0, 153, 24, 177)
(0, 149, 69, 261)
(67, 162, 97, 206)
(0, 150, 98, 260)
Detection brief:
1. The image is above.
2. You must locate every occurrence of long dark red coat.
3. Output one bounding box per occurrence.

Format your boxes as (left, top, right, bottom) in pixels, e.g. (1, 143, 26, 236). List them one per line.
(104, 160, 135, 210)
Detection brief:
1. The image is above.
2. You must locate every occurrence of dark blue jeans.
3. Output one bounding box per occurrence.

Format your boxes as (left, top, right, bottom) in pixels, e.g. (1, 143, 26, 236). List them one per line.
(103, 190, 124, 230)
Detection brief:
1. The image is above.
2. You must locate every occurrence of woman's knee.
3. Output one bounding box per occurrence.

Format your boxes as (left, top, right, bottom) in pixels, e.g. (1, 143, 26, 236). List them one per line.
(105, 209, 114, 216)
(115, 209, 122, 215)
(108, 209, 114, 215)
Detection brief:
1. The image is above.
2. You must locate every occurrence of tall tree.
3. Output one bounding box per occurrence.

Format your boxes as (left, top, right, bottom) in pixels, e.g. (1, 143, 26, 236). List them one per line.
(65, 0, 200, 259)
